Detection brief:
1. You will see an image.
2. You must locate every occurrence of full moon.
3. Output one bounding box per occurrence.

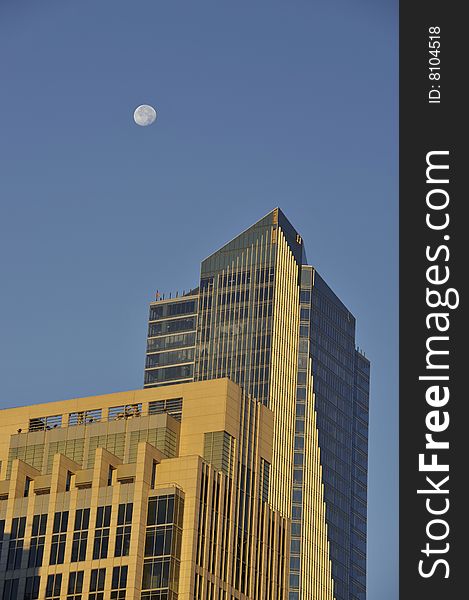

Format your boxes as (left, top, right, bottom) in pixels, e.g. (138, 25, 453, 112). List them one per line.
(133, 105, 157, 127)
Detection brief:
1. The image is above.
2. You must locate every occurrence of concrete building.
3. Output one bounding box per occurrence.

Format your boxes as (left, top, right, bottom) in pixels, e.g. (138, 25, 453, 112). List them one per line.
(0, 379, 290, 599)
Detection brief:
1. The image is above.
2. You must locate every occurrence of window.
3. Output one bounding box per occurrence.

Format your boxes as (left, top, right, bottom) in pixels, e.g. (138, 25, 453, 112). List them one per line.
(149, 300, 197, 321)
(23, 476, 32, 498)
(68, 409, 102, 426)
(107, 465, 115, 486)
(89, 568, 106, 600)
(6, 444, 44, 478)
(29, 414, 62, 431)
(2, 580, 19, 600)
(23, 576, 40, 600)
(142, 494, 183, 598)
(50, 511, 68, 565)
(28, 514, 47, 567)
(45, 574, 62, 600)
(144, 364, 194, 385)
(147, 332, 196, 353)
(65, 470, 73, 491)
(145, 524, 173, 557)
(142, 557, 171, 590)
(114, 503, 133, 557)
(148, 317, 196, 338)
(71, 508, 89, 562)
(109, 404, 142, 421)
(148, 398, 183, 422)
(111, 565, 128, 600)
(7, 516, 26, 570)
(46, 439, 84, 474)
(67, 571, 84, 600)
(203, 431, 235, 478)
(93, 505, 111, 559)
(0, 520, 5, 556)
(145, 348, 194, 369)
(260, 459, 270, 503)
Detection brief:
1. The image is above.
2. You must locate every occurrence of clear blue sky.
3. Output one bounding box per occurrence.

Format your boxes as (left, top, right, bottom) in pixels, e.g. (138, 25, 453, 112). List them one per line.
(0, 1, 397, 597)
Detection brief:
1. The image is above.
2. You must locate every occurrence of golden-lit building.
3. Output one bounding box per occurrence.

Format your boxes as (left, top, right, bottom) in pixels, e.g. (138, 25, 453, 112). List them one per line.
(0, 379, 289, 599)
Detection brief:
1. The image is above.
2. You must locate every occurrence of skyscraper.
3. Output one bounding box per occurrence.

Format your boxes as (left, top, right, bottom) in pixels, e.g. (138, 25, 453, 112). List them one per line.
(144, 208, 370, 600)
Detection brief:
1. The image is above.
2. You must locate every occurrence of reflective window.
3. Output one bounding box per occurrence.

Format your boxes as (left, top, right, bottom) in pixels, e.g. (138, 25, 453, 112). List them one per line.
(24, 576, 40, 600)
(111, 566, 128, 600)
(7, 517, 26, 570)
(28, 514, 47, 567)
(115, 503, 133, 557)
(89, 568, 106, 600)
(66, 571, 83, 600)
(45, 574, 62, 600)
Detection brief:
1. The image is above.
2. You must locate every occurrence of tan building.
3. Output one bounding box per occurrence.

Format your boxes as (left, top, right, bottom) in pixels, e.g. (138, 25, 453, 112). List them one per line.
(0, 379, 288, 600)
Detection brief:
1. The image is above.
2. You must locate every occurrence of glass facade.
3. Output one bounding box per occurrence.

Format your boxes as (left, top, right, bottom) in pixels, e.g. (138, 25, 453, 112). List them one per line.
(308, 273, 370, 600)
(145, 296, 198, 388)
(142, 493, 184, 600)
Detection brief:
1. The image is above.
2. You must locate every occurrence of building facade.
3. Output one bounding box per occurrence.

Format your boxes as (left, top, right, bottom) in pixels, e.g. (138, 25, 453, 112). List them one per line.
(144, 209, 370, 600)
(0, 380, 288, 599)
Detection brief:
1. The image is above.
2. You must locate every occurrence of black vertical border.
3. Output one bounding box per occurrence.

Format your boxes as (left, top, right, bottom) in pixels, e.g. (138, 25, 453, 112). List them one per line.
(400, 2, 466, 597)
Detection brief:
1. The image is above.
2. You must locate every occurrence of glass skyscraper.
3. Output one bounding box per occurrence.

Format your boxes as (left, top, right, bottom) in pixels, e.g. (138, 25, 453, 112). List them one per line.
(144, 208, 370, 600)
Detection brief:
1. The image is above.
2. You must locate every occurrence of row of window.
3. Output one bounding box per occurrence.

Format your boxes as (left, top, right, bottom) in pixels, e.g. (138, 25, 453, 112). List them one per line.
(145, 347, 194, 369)
(149, 300, 198, 321)
(144, 364, 193, 385)
(146, 331, 196, 353)
(2, 505, 133, 571)
(148, 317, 196, 338)
(2, 566, 127, 600)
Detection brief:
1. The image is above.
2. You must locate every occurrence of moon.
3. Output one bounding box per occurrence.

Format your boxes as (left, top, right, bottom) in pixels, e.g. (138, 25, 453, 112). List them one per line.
(133, 105, 157, 127)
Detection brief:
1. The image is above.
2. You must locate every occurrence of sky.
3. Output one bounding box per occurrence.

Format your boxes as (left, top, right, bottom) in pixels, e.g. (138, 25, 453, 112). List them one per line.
(0, 1, 398, 597)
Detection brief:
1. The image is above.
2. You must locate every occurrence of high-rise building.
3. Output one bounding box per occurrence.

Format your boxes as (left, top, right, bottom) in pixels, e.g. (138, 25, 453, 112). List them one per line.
(0, 379, 289, 599)
(144, 208, 370, 600)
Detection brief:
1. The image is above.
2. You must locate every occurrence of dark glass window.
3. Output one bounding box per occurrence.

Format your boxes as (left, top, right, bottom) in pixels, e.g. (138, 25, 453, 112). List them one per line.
(111, 565, 128, 600)
(2, 579, 19, 600)
(149, 300, 197, 320)
(50, 511, 68, 565)
(144, 364, 194, 385)
(45, 574, 62, 599)
(28, 514, 47, 567)
(147, 495, 176, 526)
(107, 465, 115, 486)
(67, 571, 83, 600)
(145, 525, 173, 557)
(23, 477, 32, 497)
(142, 494, 183, 596)
(0, 520, 4, 556)
(93, 506, 111, 559)
(145, 347, 194, 369)
(115, 503, 133, 557)
(7, 516, 26, 569)
(148, 317, 196, 337)
(89, 568, 106, 600)
(147, 332, 196, 353)
(71, 508, 90, 562)
(23, 576, 40, 600)
(142, 557, 171, 590)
